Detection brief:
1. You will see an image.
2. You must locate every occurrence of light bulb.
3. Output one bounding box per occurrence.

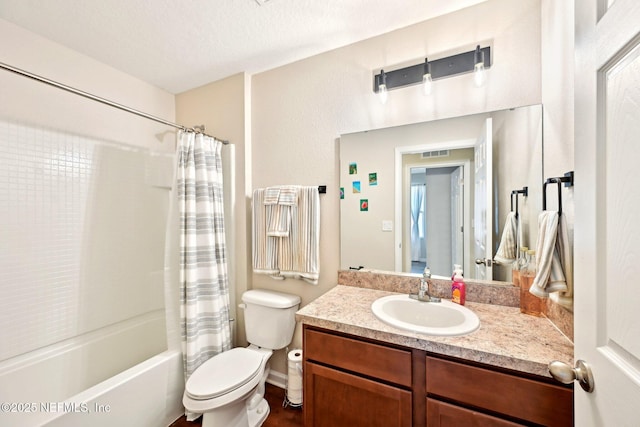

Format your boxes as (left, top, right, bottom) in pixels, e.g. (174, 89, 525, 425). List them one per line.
(474, 63, 486, 87)
(422, 58, 432, 95)
(378, 69, 388, 104)
(422, 73, 432, 95)
(473, 45, 486, 87)
(378, 83, 388, 104)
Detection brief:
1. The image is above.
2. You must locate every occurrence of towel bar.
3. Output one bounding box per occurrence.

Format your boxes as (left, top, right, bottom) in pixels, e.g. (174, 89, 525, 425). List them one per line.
(510, 187, 528, 218)
(543, 171, 574, 215)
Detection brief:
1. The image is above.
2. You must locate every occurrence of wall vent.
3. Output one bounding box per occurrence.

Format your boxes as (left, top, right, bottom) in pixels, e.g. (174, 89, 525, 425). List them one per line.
(421, 150, 450, 159)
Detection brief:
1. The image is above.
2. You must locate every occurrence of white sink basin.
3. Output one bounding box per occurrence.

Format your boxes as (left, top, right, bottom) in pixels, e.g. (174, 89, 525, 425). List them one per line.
(371, 295, 480, 336)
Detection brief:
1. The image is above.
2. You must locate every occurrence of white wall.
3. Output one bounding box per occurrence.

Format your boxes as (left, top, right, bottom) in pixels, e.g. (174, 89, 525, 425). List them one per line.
(251, 0, 542, 373)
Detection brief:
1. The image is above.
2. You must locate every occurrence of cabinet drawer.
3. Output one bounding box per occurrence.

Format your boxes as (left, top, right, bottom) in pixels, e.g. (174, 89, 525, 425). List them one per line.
(426, 356, 573, 427)
(427, 398, 524, 426)
(304, 327, 412, 387)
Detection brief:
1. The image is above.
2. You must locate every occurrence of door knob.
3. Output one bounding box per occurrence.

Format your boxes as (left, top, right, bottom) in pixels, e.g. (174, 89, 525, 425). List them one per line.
(548, 359, 595, 392)
(474, 258, 493, 267)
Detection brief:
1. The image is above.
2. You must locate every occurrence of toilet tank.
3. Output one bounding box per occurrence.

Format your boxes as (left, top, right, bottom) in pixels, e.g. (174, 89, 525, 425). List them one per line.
(242, 289, 301, 350)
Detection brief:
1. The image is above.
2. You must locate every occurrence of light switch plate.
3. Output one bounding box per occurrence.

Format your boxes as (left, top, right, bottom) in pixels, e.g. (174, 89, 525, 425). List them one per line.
(382, 220, 393, 231)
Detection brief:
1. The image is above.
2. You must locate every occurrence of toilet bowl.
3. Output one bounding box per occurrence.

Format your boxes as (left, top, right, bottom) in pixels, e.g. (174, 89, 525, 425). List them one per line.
(182, 289, 301, 427)
(183, 346, 273, 427)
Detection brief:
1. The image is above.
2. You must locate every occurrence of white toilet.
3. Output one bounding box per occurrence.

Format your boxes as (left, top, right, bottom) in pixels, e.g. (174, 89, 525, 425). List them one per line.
(183, 289, 301, 427)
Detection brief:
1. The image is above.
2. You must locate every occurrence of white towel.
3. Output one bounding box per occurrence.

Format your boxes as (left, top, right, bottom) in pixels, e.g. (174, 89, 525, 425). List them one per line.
(529, 211, 573, 310)
(494, 212, 518, 264)
(252, 186, 320, 284)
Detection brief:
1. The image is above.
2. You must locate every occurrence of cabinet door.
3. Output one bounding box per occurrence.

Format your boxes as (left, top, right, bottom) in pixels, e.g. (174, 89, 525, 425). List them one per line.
(304, 362, 412, 427)
(427, 399, 523, 427)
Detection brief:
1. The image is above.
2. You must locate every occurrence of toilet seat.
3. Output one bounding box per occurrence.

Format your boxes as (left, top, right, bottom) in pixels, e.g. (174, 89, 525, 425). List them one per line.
(185, 347, 266, 400)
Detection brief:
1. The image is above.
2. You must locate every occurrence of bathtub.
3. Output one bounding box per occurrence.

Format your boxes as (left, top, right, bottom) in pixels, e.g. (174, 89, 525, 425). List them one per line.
(43, 350, 184, 427)
(0, 313, 185, 427)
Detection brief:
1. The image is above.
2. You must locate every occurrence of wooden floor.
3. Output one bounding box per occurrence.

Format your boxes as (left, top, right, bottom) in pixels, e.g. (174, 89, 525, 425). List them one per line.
(169, 383, 303, 427)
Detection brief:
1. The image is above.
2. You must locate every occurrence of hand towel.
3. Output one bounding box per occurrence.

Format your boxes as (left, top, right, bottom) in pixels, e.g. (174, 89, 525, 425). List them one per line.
(494, 212, 518, 264)
(530, 211, 573, 309)
(265, 186, 298, 237)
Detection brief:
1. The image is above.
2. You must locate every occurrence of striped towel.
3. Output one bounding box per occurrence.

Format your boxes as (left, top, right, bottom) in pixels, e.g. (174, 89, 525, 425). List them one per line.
(265, 186, 298, 237)
(494, 212, 518, 264)
(530, 211, 573, 309)
(253, 186, 320, 284)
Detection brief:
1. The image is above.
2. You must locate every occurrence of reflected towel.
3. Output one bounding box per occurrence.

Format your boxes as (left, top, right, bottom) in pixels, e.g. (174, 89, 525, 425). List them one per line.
(530, 211, 573, 309)
(494, 212, 518, 264)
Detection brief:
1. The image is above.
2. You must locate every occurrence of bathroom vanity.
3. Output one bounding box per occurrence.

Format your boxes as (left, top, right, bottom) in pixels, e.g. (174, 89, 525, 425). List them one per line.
(296, 282, 574, 427)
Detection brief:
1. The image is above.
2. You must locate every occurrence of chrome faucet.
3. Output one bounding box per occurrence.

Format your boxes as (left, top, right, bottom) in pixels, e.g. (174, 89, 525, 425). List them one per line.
(410, 267, 441, 303)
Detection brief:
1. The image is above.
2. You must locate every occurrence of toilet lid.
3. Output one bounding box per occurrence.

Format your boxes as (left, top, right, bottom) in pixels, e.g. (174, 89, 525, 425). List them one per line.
(185, 348, 264, 400)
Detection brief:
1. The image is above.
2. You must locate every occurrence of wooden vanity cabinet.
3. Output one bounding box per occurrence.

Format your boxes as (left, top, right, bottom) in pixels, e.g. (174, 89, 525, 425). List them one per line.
(303, 326, 417, 427)
(303, 325, 573, 427)
(426, 356, 573, 426)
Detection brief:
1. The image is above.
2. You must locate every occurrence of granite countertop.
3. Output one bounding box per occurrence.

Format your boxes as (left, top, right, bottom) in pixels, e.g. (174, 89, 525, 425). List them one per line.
(295, 285, 574, 378)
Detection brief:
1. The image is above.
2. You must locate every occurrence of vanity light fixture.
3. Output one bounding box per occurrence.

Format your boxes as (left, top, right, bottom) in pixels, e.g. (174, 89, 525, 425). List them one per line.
(373, 45, 491, 100)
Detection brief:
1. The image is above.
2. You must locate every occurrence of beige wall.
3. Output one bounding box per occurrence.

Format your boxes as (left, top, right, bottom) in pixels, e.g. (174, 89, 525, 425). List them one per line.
(541, 0, 575, 225)
(176, 0, 575, 374)
(251, 0, 542, 373)
(540, 0, 575, 324)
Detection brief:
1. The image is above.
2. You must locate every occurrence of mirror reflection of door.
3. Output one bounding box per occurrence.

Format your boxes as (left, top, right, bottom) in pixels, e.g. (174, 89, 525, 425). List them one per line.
(407, 161, 468, 277)
(473, 118, 493, 280)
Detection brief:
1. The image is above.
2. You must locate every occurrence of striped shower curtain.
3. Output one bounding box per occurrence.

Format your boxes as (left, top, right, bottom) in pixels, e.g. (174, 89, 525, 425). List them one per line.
(177, 131, 231, 420)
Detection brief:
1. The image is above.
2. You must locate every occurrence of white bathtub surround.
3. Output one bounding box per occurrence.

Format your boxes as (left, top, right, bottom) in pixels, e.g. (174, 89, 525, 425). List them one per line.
(177, 131, 233, 420)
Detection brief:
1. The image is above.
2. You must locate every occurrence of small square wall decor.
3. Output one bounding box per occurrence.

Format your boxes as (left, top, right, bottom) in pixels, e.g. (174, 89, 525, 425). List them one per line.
(369, 173, 378, 186)
(349, 162, 358, 174)
(352, 181, 361, 193)
(360, 199, 368, 211)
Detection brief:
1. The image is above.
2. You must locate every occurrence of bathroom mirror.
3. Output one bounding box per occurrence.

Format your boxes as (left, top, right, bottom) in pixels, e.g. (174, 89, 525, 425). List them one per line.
(339, 104, 543, 282)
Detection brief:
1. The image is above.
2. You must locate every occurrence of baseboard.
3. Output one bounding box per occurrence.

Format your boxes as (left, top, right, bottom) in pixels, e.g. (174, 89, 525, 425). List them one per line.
(266, 369, 286, 389)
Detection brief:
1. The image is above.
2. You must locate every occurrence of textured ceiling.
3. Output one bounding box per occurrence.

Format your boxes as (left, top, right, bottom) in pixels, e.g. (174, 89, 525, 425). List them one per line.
(0, 0, 486, 94)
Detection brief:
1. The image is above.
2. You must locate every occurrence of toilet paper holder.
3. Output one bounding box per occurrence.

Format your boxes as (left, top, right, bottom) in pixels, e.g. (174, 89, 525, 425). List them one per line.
(284, 348, 303, 409)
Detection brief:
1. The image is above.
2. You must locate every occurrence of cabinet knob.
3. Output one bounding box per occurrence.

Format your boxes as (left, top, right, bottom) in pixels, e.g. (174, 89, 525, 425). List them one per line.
(548, 359, 595, 393)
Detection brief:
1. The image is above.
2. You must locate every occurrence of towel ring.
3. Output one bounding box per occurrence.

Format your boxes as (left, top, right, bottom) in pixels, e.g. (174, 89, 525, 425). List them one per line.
(510, 187, 529, 218)
(543, 171, 574, 215)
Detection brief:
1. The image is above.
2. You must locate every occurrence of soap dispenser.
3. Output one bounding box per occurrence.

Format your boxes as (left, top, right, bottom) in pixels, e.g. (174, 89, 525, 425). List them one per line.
(451, 267, 466, 305)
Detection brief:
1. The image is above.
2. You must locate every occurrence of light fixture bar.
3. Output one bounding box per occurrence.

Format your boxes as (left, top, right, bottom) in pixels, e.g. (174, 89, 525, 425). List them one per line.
(373, 46, 491, 93)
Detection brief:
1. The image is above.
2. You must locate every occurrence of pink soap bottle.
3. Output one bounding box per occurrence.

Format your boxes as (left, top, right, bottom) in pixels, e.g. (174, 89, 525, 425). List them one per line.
(451, 268, 466, 305)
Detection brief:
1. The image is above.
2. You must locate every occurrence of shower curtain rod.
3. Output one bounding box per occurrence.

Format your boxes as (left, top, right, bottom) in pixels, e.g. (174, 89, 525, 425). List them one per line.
(0, 61, 230, 145)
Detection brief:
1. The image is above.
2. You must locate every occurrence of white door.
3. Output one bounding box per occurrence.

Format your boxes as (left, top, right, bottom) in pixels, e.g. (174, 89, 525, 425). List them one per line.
(473, 118, 492, 280)
(451, 167, 464, 270)
(574, 0, 640, 424)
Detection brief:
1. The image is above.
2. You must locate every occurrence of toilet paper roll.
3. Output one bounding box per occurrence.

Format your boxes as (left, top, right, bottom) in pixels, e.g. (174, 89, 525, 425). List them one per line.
(287, 349, 303, 405)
